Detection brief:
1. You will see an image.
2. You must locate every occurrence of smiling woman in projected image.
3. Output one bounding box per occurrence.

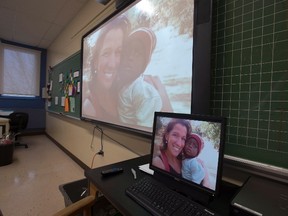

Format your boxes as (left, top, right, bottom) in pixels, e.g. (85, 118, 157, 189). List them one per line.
(116, 27, 163, 128)
(83, 15, 131, 122)
(152, 118, 192, 176)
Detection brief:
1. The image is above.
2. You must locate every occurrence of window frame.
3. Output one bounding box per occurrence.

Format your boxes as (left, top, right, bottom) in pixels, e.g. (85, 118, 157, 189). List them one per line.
(0, 40, 46, 100)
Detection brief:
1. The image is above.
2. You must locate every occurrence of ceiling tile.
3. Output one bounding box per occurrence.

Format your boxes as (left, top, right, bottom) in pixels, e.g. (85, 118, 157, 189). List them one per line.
(54, 0, 88, 26)
(0, 0, 89, 48)
(16, 0, 67, 23)
(13, 12, 51, 46)
(0, 8, 14, 41)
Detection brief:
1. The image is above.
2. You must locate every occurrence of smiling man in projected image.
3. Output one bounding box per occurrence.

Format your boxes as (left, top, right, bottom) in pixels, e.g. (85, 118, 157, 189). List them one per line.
(117, 27, 163, 128)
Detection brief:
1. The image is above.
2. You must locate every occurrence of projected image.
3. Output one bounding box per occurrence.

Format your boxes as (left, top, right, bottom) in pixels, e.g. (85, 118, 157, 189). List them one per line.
(82, 0, 194, 132)
(152, 117, 222, 191)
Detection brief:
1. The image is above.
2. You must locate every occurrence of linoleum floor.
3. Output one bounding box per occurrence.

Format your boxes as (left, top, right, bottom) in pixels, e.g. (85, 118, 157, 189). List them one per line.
(0, 135, 84, 216)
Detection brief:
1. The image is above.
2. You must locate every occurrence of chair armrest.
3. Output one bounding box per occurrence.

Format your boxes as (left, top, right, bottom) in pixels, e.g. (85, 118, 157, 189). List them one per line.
(52, 195, 95, 216)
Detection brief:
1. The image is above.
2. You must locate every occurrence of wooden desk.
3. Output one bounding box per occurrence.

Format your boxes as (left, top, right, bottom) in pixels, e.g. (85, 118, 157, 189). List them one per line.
(0, 117, 10, 138)
(85, 155, 238, 216)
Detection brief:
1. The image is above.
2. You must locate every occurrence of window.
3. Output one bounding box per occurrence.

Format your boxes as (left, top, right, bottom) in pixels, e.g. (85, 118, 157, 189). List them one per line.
(0, 42, 41, 97)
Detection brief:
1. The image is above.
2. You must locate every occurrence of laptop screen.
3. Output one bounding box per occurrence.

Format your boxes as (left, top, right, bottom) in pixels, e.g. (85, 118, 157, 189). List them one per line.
(150, 112, 226, 199)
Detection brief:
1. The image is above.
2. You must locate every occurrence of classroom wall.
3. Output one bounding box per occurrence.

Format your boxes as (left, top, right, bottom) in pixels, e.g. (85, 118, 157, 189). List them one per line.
(46, 1, 149, 168)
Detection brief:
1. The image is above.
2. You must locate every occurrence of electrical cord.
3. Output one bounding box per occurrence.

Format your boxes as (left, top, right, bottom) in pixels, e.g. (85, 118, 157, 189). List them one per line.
(95, 125, 104, 155)
(90, 124, 140, 168)
(90, 125, 104, 154)
(97, 126, 139, 155)
(90, 125, 104, 168)
(89, 126, 96, 149)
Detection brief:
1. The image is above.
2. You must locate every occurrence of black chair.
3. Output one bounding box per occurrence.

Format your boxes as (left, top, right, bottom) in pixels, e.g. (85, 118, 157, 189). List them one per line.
(9, 112, 29, 148)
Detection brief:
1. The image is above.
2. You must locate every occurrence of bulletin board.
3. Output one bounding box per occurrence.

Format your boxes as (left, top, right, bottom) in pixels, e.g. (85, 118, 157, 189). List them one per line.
(47, 51, 81, 119)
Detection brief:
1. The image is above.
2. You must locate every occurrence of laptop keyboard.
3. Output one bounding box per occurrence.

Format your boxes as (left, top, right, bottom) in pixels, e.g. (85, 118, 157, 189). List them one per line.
(126, 176, 219, 216)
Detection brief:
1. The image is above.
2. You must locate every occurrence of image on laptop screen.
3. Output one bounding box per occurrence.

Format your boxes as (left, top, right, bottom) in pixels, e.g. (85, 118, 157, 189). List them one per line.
(150, 112, 226, 198)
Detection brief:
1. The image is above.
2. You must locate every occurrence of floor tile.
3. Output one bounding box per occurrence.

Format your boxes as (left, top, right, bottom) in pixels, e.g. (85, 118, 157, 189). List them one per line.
(0, 135, 84, 216)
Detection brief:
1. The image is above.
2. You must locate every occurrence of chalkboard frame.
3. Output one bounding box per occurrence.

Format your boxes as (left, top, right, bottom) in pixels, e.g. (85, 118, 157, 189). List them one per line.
(47, 51, 81, 119)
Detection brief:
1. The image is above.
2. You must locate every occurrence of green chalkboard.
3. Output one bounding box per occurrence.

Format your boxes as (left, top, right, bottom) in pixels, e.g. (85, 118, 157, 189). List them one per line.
(211, 0, 288, 169)
(47, 51, 81, 119)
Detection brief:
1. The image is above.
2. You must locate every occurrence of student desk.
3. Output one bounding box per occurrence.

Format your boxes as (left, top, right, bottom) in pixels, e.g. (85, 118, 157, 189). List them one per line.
(0, 110, 13, 118)
(0, 110, 13, 138)
(0, 117, 10, 138)
(85, 155, 239, 216)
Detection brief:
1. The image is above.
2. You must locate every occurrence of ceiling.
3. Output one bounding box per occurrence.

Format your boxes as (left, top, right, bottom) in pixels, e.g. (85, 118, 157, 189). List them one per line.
(0, 0, 92, 48)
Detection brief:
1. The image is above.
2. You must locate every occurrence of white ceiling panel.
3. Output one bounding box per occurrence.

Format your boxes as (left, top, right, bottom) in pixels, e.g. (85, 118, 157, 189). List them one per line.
(0, 0, 91, 48)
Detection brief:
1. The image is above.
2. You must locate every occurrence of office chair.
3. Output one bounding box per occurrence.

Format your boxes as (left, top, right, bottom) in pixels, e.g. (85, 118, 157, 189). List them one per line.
(9, 112, 29, 148)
